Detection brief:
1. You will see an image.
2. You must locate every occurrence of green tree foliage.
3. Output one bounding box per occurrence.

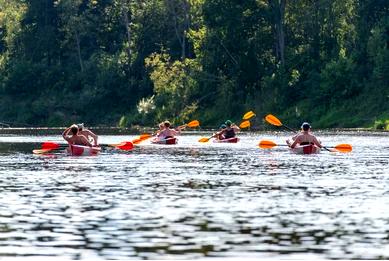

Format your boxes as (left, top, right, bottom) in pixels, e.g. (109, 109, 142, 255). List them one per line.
(0, 0, 388, 128)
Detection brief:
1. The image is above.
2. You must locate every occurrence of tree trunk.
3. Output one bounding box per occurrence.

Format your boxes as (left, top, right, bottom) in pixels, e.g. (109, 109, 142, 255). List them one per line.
(166, 0, 189, 60)
(270, 0, 286, 66)
(122, 7, 132, 67)
(75, 31, 84, 72)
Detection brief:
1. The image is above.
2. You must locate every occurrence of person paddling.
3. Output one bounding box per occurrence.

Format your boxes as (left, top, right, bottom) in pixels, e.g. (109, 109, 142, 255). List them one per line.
(156, 121, 184, 140)
(77, 123, 99, 146)
(287, 122, 322, 148)
(217, 120, 240, 140)
(62, 124, 92, 146)
(213, 124, 227, 140)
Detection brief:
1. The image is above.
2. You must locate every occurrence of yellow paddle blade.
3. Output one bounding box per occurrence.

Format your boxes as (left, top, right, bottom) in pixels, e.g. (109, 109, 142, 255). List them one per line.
(186, 120, 200, 128)
(265, 114, 282, 127)
(243, 111, 256, 120)
(258, 140, 277, 149)
(198, 137, 211, 143)
(239, 120, 251, 129)
(334, 144, 352, 153)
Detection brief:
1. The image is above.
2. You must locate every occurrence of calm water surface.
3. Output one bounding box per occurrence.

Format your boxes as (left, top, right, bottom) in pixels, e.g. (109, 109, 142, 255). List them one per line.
(0, 131, 388, 259)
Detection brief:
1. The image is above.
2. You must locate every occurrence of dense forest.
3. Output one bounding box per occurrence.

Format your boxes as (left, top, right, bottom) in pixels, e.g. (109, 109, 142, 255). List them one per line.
(0, 0, 388, 129)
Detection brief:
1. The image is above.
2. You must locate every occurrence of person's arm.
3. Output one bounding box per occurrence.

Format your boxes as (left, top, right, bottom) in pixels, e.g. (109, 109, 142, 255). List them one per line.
(62, 127, 71, 142)
(172, 128, 180, 135)
(312, 136, 322, 148)
(176, 124, 186, 131)
(212, 130, 222, 138)
(86, 129, 98, 146)
(80, 135, 93, 147)
(232, 124, 240, 132)
(289, 136, 301, 148)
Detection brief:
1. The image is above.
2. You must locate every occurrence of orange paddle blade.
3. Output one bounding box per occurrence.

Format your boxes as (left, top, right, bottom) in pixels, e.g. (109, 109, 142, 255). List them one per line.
(239, 120, 251, 129)
(186, 120, 200, 128)
(132, 138, 143, 144)
(258, 140, 277, 149)
(198, 137, 211, 143)
(131, 134, 153, 144)
(139, 134, 152, 140)
(243, 111, 256, 120)
(265, 114, 282, 127)
(334, 144, 352, 153)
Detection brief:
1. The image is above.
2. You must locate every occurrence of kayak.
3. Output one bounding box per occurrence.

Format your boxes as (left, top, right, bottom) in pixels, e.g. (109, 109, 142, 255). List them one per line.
(151, 137, 177, 145)
(67, 144, 101, 156)
(213, 137, 239, 143)
(290, 144, 321, 154)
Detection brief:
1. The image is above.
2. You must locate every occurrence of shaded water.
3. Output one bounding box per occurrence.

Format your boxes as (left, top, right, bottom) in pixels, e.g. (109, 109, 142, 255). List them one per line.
(0, 131, 389, 259)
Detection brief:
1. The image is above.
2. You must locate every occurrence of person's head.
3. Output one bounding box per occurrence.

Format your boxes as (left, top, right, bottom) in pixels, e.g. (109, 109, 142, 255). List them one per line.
(77, 123, 84, 131)
(219, 124, 227, 130)
(158, 122, 164, 129)
(163, 121, 171, 128)
(301, 122, 311, 131)
(225, 120, 232, 127)
(70, 125, 79, 135)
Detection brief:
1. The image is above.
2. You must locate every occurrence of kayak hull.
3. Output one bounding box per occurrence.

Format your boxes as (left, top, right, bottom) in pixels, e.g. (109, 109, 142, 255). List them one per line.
(67, 144, 101, 156)
(151, 137, 177, 145)
(291, 144, 321, 154)
(213, 137, 239, 143)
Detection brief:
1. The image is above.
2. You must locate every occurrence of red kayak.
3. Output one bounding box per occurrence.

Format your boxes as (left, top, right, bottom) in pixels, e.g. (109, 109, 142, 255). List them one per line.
(151, 137, 177, 145)
(67, 144, 101, 156)
(213, 137, 239, 143)
(290, 144, 321, 154)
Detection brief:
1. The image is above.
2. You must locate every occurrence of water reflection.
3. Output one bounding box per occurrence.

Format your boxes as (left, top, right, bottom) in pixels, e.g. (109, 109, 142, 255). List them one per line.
(0, 132, 389, 259)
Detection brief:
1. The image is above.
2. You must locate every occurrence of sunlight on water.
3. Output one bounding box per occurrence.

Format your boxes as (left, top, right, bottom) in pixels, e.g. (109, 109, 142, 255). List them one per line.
(0, 131, 389, 259)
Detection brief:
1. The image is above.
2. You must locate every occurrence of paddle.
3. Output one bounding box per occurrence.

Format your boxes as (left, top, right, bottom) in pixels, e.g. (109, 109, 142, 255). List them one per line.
(243, 111, 256, 120)
(134, 120, 200, 144)
(198, 135, 214, 143)
(239, 120, 251, 129)
(265, 114, 338, 152)
(265, 114, 296, 132)
(33, 141, 134, 154)
(199, 112, 253, 143)
(258, 140, 352, 153)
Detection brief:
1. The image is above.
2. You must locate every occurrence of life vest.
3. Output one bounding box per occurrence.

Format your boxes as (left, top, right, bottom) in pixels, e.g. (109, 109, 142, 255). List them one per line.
(224, 128, 235, 139)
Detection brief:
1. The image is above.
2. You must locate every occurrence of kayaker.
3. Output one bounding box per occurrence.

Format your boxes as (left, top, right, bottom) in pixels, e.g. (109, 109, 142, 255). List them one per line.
(287, 122, 322, 148)
(156, 121, 184, 140)
(213, 124, 227, 140)
(62, 124, 93, 146)
(218, 120, 240, 139)
(77, 123, 99, 146)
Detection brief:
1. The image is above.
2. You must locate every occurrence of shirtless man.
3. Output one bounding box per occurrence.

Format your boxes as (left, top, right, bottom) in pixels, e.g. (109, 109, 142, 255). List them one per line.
(62, 125, 92, 146)
(287, 122, 322, 148)
(77, 123, 98, 146)
(157, 121, 184, 140)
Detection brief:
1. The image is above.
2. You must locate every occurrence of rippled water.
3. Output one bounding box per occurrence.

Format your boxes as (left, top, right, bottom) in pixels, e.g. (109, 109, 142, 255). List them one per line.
(1, 130, 389, 259)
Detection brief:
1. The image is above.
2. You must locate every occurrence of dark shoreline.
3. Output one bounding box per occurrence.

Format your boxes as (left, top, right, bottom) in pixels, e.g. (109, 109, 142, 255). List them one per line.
(0, 126, 387, 136)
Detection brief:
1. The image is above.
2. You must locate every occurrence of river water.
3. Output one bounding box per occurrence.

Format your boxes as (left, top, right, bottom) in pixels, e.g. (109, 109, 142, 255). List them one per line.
(0, 130, 388, 259)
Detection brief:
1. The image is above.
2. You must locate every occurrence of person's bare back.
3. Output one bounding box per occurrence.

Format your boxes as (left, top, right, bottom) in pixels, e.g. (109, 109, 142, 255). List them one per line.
(63, 125, 92, 146)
